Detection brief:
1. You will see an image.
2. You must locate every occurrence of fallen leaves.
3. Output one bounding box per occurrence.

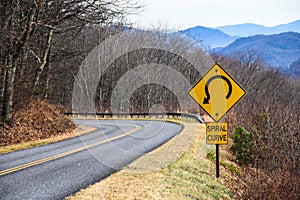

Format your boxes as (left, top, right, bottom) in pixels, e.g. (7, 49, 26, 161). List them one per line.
(0, 99, 76, 146)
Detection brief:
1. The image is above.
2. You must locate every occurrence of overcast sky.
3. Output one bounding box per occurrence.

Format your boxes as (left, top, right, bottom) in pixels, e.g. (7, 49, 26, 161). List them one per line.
(128, 0, 300, 29)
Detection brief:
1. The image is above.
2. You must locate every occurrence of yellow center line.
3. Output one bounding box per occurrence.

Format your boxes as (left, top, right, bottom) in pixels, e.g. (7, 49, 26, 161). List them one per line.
(0, 123, 141, 176)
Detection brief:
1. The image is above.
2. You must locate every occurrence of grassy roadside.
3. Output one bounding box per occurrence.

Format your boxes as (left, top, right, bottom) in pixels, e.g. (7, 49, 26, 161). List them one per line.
(66, 121, 235, 200)
(0, 126, 97, 154)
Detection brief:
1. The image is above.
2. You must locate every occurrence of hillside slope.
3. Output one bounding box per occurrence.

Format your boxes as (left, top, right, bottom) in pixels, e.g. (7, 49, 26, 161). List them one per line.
(218, 32, 300, 73)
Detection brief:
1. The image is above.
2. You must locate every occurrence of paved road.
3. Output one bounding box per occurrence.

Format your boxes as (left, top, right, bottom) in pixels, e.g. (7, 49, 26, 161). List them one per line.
(0, 120, 182, 200)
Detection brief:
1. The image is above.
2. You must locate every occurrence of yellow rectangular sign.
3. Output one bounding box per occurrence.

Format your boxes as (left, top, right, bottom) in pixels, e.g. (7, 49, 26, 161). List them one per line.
(206, 122, 228, 145)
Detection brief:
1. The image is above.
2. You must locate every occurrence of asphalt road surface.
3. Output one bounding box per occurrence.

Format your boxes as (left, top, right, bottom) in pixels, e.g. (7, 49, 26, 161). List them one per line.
(0, 119, 182, 200)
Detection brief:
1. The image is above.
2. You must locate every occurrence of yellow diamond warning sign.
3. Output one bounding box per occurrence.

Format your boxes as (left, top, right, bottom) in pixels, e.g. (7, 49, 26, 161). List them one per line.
(188, 63, 246, 122)
(206, 122, 228, 145)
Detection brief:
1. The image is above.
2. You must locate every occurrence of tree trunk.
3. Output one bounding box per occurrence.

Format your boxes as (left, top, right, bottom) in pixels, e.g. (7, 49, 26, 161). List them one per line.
(33, 28, 54, 90)
(1, 57, 16, 122)
(44, 48, 51, 99)
(0, 60, 7, 106)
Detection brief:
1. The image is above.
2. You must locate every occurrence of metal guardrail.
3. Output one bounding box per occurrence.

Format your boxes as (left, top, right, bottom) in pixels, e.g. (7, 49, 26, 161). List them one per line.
(65, 112, 205, 124)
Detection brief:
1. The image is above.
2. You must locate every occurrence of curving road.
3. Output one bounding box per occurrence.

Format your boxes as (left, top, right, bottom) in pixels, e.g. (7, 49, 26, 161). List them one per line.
(0, 120, 182, 200)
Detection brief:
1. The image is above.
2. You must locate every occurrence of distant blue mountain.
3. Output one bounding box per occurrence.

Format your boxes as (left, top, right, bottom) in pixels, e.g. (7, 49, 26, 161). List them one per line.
(217, 23, 269, 37)
(181, 26, 238, 49)
(288, 58, 300, 76)
(218, 32, 300, 73)
(217, 20, 300, 37)
(274, 20, 300, 33)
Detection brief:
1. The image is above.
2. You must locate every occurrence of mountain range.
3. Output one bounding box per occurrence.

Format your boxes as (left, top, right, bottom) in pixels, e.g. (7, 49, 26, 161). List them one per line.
(219, 32, 300, 70)
(181, 20, 300, 76)
(217, 20, 300, 37)
(181, 26, 238, 48)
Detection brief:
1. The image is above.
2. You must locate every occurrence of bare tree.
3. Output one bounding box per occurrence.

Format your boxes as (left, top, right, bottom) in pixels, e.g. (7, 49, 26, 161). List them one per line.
(0, 0, 141, 122)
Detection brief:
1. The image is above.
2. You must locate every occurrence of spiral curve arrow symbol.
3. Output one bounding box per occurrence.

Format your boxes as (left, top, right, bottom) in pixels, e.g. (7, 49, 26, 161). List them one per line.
(203, 75, 232, 104)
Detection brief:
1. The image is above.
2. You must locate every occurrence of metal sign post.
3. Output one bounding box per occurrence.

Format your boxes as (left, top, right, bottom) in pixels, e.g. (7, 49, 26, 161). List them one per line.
(216, 144, 220, 178)
(188, 63, 246, 178)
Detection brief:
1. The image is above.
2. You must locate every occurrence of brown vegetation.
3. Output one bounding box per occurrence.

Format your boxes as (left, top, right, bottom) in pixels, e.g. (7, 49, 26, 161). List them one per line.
(0, 100, 75, 146)
(240, 167, 300, 200)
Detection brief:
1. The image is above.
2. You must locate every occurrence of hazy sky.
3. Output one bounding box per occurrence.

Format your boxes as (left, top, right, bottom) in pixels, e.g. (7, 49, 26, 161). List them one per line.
(128, 0, 300, 29)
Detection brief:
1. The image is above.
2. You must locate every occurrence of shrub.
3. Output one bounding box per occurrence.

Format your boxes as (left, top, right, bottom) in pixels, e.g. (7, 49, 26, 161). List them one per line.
(230, 126, 256, 166)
